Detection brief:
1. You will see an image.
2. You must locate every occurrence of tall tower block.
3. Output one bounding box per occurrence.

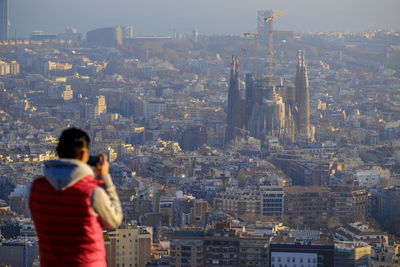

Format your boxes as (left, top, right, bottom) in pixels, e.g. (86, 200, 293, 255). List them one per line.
(295, 50, 311, 140)
(257, 10, 271, 36)
(0, 0, 8, 41)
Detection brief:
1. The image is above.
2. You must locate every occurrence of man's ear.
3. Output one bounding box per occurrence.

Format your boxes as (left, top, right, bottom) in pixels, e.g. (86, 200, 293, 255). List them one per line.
(78, 147, 89, 162)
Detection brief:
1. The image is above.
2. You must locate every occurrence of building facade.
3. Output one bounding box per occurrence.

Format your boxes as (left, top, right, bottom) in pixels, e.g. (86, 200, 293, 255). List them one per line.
(105, 225, 153, 267)
(283, 186, 330, 228)
(329, 187, 369, 222)
(169, 231, 204, 267)
(204, 227, 241, 267)
(334, 241, 370, 267)
(270, 235, 334, 267)
(261, 186, 284, 218)
(86, 26, 123, 47)
(239, 235, 269, 266)
(169, 222, 270, 267)
(213, 190, 261, 218)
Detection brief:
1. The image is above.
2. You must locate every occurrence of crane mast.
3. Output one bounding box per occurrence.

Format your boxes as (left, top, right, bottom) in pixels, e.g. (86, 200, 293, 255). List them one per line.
(264, 9, 286, 86)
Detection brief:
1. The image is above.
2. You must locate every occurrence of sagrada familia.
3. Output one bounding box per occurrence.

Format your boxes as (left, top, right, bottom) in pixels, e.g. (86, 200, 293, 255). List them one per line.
(225, 51, 312, 145)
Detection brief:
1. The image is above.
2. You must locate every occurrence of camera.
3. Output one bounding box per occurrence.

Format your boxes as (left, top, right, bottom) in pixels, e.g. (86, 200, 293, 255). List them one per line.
(87, 155, 100, 166)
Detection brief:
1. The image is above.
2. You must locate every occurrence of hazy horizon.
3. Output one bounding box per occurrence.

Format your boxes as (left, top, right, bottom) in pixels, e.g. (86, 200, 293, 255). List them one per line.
(11, 0, 400, 37)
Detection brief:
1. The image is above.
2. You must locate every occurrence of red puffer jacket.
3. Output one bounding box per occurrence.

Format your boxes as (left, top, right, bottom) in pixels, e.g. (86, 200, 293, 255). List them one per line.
(30, 175, 106, 267)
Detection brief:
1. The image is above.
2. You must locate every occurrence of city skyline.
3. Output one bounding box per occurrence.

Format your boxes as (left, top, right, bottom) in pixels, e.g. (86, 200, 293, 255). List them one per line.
(10, 0, 400, 37)
(1, 0, 400, 265)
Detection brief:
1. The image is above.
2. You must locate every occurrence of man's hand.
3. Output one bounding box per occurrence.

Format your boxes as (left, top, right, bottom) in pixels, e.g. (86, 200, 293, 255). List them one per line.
(95, 154, 109, 177)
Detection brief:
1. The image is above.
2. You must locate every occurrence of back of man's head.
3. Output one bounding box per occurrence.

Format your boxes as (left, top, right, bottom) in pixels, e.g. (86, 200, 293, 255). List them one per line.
(56, 128, 90, 159)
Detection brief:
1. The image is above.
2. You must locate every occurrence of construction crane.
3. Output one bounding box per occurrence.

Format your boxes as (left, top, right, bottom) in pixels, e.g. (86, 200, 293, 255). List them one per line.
(240, 47, 248, 78)
(264, 9, 286, 86)
(243, 31, 259, 79)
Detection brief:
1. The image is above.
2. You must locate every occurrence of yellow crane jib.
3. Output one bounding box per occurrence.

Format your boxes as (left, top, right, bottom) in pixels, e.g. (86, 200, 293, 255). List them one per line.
(264, 11, 286, 22)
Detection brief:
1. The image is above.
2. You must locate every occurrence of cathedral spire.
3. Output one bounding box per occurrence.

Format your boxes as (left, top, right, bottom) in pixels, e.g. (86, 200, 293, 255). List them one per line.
(295, 50, 311, 141)
(225, 56, 245, 144)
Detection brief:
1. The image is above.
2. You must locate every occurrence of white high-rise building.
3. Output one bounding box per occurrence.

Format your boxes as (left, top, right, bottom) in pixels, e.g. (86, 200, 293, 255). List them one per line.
(94, 95, 107, 118)
(124, 25, 134, 39)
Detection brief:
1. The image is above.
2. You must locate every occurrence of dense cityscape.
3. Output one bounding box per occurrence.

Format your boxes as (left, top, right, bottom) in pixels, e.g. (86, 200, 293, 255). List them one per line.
(1, 1, 400, 267)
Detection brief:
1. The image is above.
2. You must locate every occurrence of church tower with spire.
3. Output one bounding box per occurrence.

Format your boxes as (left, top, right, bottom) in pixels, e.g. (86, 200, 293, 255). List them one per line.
(225, 56, 245, 144)
(295, 50, 311, 140)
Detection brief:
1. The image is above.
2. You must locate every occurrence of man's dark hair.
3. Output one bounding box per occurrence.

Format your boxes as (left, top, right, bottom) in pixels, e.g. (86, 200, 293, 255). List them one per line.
(56, 128, 90, 159)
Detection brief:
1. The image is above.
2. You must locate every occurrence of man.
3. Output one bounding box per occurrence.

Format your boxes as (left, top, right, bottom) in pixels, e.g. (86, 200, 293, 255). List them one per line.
(29, 128, 122, 267)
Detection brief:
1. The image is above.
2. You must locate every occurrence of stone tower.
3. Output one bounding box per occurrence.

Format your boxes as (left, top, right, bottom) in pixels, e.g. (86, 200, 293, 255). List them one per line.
(225, 56, 245, 144)
(295, 50, 311, 140)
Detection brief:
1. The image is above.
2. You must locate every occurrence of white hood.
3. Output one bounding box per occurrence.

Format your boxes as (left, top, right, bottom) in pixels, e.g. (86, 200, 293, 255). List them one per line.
(43, 159, 94, 191)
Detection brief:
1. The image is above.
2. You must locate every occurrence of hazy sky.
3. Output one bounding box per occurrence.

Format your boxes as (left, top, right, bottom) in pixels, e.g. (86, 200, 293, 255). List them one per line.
(11, 0, 400, 37)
